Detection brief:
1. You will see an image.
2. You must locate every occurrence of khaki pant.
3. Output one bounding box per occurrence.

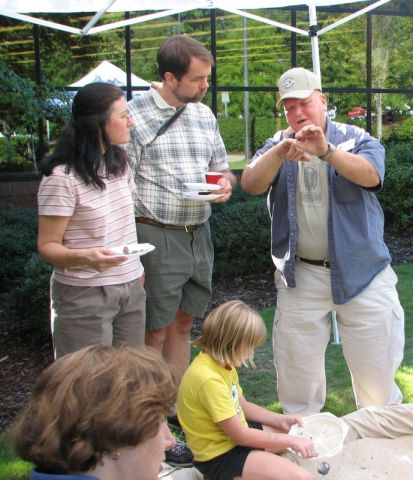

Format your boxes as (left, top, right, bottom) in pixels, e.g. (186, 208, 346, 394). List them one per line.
(51, 277, 146, 358)
(273, 263, 405, 414)
(342, 403, 413, 442)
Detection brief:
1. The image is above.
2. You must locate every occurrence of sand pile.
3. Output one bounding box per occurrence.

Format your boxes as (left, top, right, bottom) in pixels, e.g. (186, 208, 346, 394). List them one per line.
(297, 435, 413, 479)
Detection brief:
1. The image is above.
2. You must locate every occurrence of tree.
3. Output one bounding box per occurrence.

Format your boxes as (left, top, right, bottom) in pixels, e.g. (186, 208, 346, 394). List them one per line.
(0, 60, 70, 167)
(371, 14, 398, 140)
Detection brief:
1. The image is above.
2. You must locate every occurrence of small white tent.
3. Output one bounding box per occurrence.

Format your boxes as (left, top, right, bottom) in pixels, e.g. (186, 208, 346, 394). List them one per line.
(69, 60, 150, 91)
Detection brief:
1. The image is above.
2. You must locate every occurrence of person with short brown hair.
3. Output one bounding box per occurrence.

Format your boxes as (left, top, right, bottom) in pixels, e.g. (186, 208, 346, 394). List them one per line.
(156, 34, 214, 81)
(6, 345, 177, 480)
(127, 35, 235, 381)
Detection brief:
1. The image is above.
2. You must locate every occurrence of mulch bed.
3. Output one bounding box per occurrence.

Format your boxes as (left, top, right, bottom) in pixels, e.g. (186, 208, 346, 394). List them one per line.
(0, 232, 411, 431)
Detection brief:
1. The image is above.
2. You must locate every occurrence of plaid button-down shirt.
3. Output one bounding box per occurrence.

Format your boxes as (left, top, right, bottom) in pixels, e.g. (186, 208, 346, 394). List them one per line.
(127, 88, 228, 226)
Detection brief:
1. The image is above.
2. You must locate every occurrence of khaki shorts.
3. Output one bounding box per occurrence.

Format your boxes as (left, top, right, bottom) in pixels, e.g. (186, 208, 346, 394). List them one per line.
(136, 222, 213, 330)
(51, 277, 146, 358)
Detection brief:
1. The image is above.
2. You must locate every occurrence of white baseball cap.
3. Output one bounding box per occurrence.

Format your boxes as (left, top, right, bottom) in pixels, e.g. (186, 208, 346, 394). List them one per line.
(277, 67, 322, 107)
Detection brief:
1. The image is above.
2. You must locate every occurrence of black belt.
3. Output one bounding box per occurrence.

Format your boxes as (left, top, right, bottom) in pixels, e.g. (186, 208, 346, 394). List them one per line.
(136, 216, 201, 233)
(296, 256, 330, 269)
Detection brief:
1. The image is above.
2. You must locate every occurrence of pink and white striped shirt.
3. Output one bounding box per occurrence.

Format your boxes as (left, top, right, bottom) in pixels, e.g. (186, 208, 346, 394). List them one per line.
(38, 164, 144, 287)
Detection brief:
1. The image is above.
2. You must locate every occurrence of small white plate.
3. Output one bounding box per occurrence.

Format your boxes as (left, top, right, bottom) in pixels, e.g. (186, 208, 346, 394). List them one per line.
(182, 192, 224, 201)
(110, 243, 155, 257)
(183, 182, 221, 192)
(288, 412, 349, 459)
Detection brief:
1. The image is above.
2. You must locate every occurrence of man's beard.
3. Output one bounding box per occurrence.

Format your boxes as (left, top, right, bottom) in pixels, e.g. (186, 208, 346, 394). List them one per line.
(172, 88, 206, 104)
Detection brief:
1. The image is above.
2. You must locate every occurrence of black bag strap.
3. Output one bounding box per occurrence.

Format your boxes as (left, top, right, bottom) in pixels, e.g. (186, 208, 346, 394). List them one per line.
(156, 105, 187, 138)
(129, 104, 186, 151)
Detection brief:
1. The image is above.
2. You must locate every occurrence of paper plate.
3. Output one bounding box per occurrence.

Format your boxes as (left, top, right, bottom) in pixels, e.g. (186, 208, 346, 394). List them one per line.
(182, 192, 224, 201)
(183, 182, 221, 191)
(110, 243, 155, 257)
(289, 412, 349, 459)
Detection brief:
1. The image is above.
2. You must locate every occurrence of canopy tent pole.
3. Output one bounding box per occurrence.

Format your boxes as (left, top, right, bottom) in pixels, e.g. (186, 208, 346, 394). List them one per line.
(88, 6, 199, 34)
(318, 0, 391, 36)
(218, 6, 307, 36)
(308, 1, 321, 80)
(0, 8, 81, 34)
(81, 0, 117, 34)
(0, 5, 199, 36)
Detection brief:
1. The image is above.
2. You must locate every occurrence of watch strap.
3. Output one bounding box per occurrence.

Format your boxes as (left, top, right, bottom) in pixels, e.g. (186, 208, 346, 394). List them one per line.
(319, 142, 336, 162)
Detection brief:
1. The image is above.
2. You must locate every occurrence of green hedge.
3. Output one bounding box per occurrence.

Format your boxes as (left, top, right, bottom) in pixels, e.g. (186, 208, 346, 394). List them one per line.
(384, 117, 413, 145)
(218, 117, 287, 153)
(379, 142, 413, 235)
(0, 206, 39, 292)
(0, 206, 52, 338)
(210, 186, 271, 278)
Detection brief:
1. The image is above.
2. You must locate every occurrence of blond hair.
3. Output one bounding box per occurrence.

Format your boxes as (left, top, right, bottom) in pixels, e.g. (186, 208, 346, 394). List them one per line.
(6, 345, 177, 474)
(195, 300, 266, 367)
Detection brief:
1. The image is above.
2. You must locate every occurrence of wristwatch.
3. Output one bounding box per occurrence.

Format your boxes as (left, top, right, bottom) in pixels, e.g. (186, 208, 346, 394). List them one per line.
(319, 142, 337, 162)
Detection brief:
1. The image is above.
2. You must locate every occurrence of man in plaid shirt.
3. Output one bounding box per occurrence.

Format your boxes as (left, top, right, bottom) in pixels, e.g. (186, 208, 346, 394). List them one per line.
(127, 35, 235, 381)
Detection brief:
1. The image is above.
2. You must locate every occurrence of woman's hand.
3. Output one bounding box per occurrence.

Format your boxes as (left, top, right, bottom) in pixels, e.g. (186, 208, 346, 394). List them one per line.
(84, 248, 128, 272)
(38, 216, 127, 271)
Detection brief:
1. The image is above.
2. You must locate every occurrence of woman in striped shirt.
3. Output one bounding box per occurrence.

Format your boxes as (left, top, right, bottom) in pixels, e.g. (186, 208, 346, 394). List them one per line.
(37, 82, 146, 358)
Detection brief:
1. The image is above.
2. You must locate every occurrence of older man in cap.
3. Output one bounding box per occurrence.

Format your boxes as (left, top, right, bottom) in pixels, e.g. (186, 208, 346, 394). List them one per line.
(241, 67, 405, 415)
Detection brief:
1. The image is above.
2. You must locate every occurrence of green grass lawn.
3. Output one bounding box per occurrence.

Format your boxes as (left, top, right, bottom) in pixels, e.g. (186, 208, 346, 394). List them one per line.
(0, 441, 32, 480)
(228, 159, 247, 170)
(1, 263, 412, 479)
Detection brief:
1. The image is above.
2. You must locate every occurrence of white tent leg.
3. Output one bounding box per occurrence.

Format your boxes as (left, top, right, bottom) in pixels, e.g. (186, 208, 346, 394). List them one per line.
(331, 310, 340, 345)
(308, 1, 321, 79)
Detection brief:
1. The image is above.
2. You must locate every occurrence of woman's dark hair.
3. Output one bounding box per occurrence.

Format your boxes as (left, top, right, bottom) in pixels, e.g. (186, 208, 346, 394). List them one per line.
(157, 34, 214, 81)
(40, 82, 128, 190)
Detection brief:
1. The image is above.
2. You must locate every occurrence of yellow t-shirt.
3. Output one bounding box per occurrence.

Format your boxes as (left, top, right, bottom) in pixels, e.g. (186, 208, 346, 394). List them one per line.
(177, 352, 248, 461)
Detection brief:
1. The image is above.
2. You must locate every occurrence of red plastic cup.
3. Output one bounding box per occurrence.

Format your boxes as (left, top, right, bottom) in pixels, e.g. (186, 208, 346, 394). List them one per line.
(205, 171, 224, 184)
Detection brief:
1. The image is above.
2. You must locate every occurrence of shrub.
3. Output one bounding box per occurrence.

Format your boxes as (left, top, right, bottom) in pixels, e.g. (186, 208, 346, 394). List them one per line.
(384, 141, 413, 165)
(218, 117, 286, 154)
(251, 117, 287, 153)
(0, 205, 38, 293)
(379, 158, 413, 235)
(218, 118, 244, 151)
(376, 142, 413, 235)
(384, 117, 413, 145)
(210, 186, 272, 278)
(0, 205, 52, 338)
(6, 253, 52, 339)
(0, 136, 37, 172)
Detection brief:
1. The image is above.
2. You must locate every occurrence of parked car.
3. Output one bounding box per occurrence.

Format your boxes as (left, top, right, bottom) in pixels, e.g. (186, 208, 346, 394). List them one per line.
(346, 106, 367, 119)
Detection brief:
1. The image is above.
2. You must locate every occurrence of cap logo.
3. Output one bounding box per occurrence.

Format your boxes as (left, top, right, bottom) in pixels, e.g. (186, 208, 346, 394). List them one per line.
(282, 77, 295, 90)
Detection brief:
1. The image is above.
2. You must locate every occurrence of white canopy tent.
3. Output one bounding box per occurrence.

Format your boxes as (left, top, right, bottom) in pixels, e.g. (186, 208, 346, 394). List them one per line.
(0, 0, 393, 79)
(69, 60, 150, 91)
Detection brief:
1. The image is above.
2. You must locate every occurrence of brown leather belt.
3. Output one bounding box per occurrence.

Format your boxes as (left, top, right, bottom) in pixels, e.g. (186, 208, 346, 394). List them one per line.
(296, 256, 330, 269)
(136, 216, 201, 233)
